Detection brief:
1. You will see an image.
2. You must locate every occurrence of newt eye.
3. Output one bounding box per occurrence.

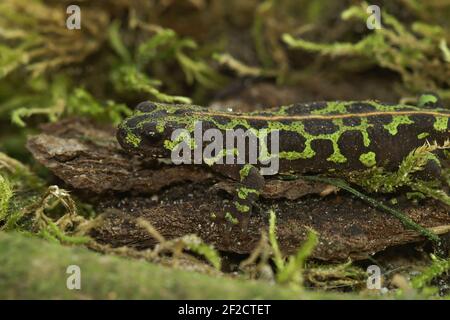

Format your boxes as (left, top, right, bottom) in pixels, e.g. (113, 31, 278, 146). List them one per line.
(116, 124, 142, 151)
(144, 130, 162, 145)
(136, 101, 157, 113)
(138, 121, 166, 148)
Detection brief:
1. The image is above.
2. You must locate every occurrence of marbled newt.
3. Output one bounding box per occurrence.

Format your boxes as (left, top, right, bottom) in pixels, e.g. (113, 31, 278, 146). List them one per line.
(117, 96, 449, 225)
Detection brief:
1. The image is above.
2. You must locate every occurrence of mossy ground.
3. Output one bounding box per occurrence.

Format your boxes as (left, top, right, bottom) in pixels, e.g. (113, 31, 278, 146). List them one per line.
(0, 0, 449, 299)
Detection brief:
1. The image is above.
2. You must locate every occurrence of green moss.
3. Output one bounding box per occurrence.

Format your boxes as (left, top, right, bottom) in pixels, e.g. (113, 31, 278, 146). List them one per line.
(112, 65, 192, 104)
(301, 175, 440, 243)
(411, 180, 450, 206)
(182, 234, 222, 270)
(283, 2, 450, 102)
(418, 94, 438, 108)
(42, 220, 91, 245)
(268, 210, 318, 288)
(348, 141, 450, 206)
(0, 232, 357, 299)
(411, 254, 450, 296)
(0, 175, 13, 221)
(417, 132, 429, 139)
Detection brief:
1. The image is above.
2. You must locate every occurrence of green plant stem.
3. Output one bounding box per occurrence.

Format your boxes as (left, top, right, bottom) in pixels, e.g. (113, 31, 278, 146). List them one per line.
(297, 175, 440, 243)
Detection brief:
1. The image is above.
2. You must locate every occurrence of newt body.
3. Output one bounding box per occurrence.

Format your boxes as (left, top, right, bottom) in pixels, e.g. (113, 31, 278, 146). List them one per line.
(117, 99, 449, 223)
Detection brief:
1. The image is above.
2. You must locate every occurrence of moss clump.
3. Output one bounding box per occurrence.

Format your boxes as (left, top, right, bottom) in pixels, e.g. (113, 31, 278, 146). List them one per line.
(417, 132, 430, 139)
(268, 210, 319, 288)
(0, 175, 13, 221)
(283, 2, 450, 102)
(348, 140, 450, 206)
(237, 186, 260, 200)
(411, 255, 450, 293)
(0, 232, 354, 299)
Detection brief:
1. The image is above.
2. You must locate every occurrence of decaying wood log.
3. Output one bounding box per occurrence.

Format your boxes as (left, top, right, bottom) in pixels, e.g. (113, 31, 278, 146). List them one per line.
(27, 118, 450, 261)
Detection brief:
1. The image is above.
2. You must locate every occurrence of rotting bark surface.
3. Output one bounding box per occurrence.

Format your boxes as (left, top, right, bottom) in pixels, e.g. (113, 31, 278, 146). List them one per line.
(27, 118, 450, 261)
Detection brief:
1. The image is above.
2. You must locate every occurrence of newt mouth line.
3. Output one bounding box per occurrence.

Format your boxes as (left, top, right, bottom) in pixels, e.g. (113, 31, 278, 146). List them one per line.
(192, 110, 450, 121)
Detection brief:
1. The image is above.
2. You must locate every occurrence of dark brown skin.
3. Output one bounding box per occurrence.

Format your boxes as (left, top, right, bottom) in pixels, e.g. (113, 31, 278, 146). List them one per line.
(117, 98, 449, 225)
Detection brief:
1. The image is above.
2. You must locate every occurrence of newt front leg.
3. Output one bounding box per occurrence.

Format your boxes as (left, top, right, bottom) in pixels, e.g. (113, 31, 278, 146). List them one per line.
(216, 164, 265, 228)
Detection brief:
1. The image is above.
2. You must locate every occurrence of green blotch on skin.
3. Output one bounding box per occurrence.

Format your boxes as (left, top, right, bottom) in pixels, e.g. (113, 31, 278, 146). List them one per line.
(359, 151, 376, 167)
(311, 101, 348, 115)
(126, 102, 382, 166)
(433, 116, 448, 132)
(164, 139, 175, 150)
(239, 164, 253, 181)
(122, 101, 450, 171)
(235, 202, 250, 213)
(204, 148, 239, 166)
(163, 133, 196, 151)
(237, 187, 259, 200)
(156, 122, 165, 133)
(125, 132, 141, 148)
(383, 116, 414, 135)
(225, 212, 239, 224)
(135, 105, 255, 143)
(327, 152, 347, 164)
(417, 132, 429, 139)
(256, 130, 274, 163)
(279, 149, 315, 160)
(270, 117, 375, 164)
(311, 100, 425, 115)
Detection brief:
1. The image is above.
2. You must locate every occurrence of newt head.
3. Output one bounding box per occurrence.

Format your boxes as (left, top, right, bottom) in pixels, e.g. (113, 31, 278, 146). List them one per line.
(116, 101, 201, 158)
(116, 102, 171, 158)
